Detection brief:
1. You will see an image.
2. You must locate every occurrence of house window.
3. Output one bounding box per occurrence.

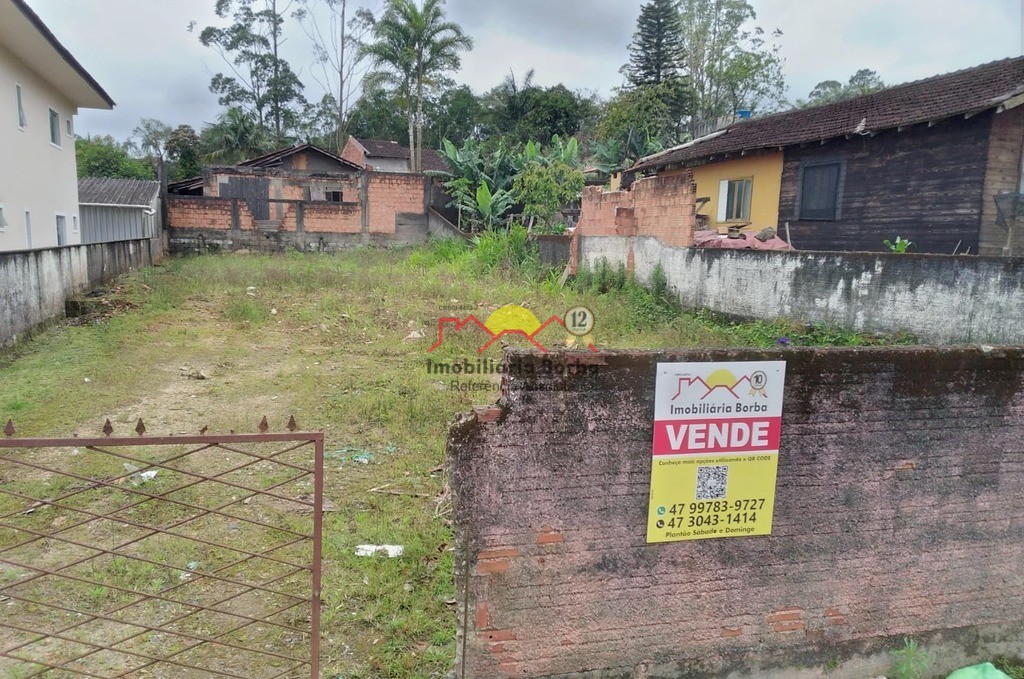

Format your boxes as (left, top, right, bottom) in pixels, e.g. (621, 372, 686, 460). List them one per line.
(25, 211, 32, 248)
(16, 84, 25, 128)
(72, 215, 79, 233)
(49, 108, 61, 147)
(798, 160, 845, 221)
(0, 205, 7, 231)
(66, 118, 73, 136)
(55, 214, 66, 246)
(717, 178, 752, 222)
(325, 190, 343, 202)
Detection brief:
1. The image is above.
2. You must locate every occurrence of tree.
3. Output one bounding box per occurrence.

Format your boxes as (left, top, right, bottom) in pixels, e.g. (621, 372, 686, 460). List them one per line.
(798, 69, 886, 107)
(423, 83, 482, 147)
(195, 0, 306, 146)
(76, 136, 156, 180)
(482, 71, 594, 145)
(679, 0, 786, 137)
(130, 119, 172, 180)
(513, 138, 585, 232)
(362, 0, 472, 171)
(346, 83, 409, 142)
(623, 0, 686, 88)
(165, 125, 203, 180)
(596, 84, 674, 167)
(200, 107, 274, 164)
(294, 0, 377, 152)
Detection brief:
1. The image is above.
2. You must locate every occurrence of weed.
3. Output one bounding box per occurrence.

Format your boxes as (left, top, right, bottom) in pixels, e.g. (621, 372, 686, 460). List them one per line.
(995, 657, 1024, 679)
(823, 656, 841, 673)
(884, 236, 914, 253)
(890, 637, 929, 679)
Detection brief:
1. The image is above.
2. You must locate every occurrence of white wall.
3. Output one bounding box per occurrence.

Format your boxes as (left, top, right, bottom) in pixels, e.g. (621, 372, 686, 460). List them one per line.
(580, 235, 1024, 345)
(0, 43, 81, 252)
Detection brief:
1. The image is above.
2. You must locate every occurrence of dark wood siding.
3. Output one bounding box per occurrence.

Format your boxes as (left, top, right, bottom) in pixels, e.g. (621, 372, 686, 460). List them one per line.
(779, 113, 993, 254)
(979, 106, 1024, 256)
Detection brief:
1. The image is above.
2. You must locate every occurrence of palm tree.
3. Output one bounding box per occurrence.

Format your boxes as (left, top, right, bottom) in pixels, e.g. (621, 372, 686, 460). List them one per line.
(202, 108, 274, 164)
(361, 0, 472, 172)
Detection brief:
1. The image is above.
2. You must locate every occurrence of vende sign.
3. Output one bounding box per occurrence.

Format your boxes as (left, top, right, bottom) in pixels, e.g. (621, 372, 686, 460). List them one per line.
(653, 417, 781, 454)
(646, 360, 787, 543)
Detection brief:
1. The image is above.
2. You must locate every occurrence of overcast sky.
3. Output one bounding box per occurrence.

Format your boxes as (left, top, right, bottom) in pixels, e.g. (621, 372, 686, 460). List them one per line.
(26, 0, 1024, 142)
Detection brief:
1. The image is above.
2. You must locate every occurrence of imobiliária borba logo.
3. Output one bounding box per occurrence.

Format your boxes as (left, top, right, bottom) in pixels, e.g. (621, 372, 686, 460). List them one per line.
(428, 304, 598, 353)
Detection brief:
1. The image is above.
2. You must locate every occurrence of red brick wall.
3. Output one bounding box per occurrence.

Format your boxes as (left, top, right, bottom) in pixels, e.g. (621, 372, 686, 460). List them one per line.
(578, 172, 697, 248)
(167, 196, 235, 230)
(450, 347, 1024, 678)
(366, 172, 426, 234)
(341, 137, 367, 168)
(303, 202, 361, 233)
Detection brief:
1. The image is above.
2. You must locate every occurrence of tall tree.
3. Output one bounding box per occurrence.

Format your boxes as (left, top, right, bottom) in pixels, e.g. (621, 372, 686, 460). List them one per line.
(130, 119, 172, 184)
(623, 0, 686, 88)
(679, 0, 786, 137)
(798, 69, 886, 107)
(346, 83, 410, 142)
(165, 125, 203, 180)
(362, 0, 472, 171)
(423, 83, 482, 147)
(194, 0, 305, 146)
(294, 0, 377, 152)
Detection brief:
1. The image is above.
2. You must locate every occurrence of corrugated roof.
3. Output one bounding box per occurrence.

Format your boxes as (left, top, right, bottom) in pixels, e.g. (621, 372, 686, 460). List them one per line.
(634, 56, 1024, 172)
(78, 177, 159, 206)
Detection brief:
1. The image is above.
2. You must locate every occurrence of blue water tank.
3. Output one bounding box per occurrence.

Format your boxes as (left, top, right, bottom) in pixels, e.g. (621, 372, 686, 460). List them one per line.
(737, 109, 752, 119)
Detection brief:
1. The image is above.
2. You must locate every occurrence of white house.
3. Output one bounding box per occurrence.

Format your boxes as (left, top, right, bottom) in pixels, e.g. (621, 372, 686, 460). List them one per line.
(0, 0, 113, 252)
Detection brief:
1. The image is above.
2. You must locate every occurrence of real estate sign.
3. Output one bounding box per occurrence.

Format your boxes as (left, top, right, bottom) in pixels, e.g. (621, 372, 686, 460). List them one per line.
(646, 361, 787, 543)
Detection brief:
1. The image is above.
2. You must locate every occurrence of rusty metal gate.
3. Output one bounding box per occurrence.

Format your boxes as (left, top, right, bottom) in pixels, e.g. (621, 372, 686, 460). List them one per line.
(0, 417, 323, 678)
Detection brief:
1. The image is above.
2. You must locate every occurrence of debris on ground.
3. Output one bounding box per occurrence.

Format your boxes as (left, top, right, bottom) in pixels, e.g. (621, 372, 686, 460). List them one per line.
(123, 463, 158, 484)
(355, 544, 404, 558)
(327, 445, 398, 465)
(179, 365, 209, 380)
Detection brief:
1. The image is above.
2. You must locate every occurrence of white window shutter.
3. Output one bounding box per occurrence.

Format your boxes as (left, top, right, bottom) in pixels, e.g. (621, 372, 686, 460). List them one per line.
(717, 180, 729, 222)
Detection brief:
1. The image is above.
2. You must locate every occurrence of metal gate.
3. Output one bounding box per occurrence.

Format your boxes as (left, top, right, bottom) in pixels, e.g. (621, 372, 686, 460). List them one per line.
(0, 417, 323, 678)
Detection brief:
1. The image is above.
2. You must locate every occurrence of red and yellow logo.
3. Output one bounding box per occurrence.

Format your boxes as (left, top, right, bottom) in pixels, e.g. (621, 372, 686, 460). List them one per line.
(428, 304, 597, 353)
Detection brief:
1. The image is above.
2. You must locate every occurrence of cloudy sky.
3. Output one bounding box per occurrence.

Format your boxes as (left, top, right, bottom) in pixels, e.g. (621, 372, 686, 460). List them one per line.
(27, 0, 1024, 142)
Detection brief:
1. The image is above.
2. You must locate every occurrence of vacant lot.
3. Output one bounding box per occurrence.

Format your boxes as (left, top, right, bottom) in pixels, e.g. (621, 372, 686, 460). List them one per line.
(0, 246, 901, 677)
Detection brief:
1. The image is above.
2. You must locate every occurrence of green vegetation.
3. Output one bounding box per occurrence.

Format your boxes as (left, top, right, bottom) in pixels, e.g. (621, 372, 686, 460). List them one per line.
(0, 246, 918, 676)
(890, 637, 929, 679)
(995, 658, 1024, 679)
(884, 236, 915, 253)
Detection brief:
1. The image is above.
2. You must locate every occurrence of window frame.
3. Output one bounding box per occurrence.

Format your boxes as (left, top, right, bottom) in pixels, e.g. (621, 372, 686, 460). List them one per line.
(795, 158, 847, 222)
(55, 213, 67, 246)
(0, 204, 7, 231)
(66, 118, 73, 137)
(24, 210, 32, 249)
(15, 83, 26, 129)
(325, 190, 343, 203)
(717, 177, 753, 223)
(48, 108, 61, 148)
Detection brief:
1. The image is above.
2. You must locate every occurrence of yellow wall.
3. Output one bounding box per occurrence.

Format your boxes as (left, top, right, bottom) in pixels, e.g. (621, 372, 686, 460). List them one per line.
(686, 152, 784, 232)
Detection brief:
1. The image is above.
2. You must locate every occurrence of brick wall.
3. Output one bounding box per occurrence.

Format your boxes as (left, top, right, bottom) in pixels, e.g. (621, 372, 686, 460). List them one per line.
(166, 196, 235, 230)
(450, 348, 1024, 678)
(367, 172, 427, 234)
(303, 202, 362, 233)
(577, 172, 697, 248)
(341, 136, 367, 168)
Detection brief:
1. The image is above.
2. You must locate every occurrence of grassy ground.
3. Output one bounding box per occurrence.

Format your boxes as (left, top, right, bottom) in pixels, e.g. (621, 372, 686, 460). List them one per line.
(0, 245, 907, 678)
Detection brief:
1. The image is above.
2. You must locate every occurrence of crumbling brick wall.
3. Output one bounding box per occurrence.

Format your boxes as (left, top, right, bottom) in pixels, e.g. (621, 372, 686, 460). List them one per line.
(449, 347, 1024, 678)
(577, 172, 697, 249)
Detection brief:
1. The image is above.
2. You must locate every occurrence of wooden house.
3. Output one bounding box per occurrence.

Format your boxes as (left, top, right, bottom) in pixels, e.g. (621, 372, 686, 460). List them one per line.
(632, 57, 1024, 255)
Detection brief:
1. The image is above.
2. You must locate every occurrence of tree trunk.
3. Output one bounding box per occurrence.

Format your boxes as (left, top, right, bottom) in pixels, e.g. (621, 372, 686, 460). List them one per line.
(415, 67, 424, 173)
(336, 0, 347, 155)
(270, 0, 282, 147)
(406, 89, 415, 172)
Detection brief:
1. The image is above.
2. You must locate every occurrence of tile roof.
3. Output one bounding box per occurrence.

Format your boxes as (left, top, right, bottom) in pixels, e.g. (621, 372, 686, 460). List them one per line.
(354, 138, 449, 172)
(78, 177, 159, 206)
(355, 139, 411, 159)
(239, 143, 361, 171)
(634, 56, 1024, 172)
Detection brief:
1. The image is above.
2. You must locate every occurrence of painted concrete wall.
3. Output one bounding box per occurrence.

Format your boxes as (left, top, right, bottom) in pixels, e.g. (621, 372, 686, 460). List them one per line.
(451, 347, 1024, 679)
(580, 235, 1024, 344)
(0, 238, 159, 345)
(683, 151, 784, 231)
(0, 44, 81, 252)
